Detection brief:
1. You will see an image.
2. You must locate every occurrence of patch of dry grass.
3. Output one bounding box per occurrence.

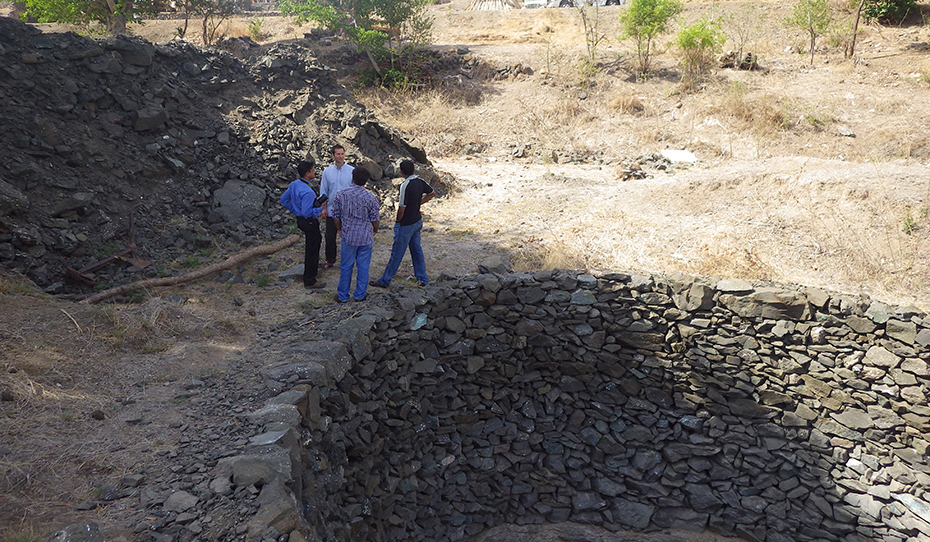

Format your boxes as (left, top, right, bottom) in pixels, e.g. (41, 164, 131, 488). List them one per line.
(92, 298, 244, 353)
(532, 40, 577, 82)
(867, 128, 930, 161)
(608, 92, 646, 114)
(687, 246, 776, 280)
(355, 87, 477, 157)
(712, 81, 792, 132)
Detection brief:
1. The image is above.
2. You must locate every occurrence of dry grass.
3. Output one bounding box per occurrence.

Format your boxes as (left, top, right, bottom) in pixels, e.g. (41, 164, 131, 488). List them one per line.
(355, 87, 477, 157)
(868, 128, 930, 161)
(711, 81, 793, 133)
(608, 92, 645, 114)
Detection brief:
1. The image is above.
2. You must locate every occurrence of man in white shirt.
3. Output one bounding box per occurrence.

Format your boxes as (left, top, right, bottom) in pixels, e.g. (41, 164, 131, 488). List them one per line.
(319, 144, 354, 269)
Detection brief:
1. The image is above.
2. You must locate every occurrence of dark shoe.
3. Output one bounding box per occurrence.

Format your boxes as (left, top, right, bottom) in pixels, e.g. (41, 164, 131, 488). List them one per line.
(304, 281, 326, 289)
(354, 296, 366, 302)
(334, 294, 348, 304)
(369, 280, 387, 288)
(322, 262, 335, 269)
(416, 281, 428, 287)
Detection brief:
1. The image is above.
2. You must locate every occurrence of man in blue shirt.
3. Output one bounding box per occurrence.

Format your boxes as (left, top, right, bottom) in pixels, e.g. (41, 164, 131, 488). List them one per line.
(370, 160, 435, 288)
(319, 145, 354, 270)
(280, 160, 325, 289)
(329, 167, 380, 303)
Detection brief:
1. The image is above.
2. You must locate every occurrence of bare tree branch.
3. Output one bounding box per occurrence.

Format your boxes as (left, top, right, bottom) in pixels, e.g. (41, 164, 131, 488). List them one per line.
(80, 235, 300, 304)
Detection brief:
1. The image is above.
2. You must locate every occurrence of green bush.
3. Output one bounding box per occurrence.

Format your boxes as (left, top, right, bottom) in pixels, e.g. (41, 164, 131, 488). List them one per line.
(248, 16, 264, 40)
(381, 68, 409, 90)
(863, 0, 916, 23)
(676, 18, 725, 88)
(356, 67, 411, 90)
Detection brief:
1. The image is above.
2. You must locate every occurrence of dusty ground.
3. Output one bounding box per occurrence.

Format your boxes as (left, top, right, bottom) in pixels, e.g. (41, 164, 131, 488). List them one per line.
(390, 0, 930, 311)
(2, 1, 930, 541)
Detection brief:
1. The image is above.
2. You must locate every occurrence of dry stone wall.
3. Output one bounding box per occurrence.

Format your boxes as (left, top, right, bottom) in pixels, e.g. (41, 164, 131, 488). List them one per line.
(251, 270, 930, 542)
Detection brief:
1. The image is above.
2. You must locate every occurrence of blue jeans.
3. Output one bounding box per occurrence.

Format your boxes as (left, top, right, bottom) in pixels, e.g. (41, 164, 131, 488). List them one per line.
(378, 220, 427, 285)
(337, 241, 373, 302)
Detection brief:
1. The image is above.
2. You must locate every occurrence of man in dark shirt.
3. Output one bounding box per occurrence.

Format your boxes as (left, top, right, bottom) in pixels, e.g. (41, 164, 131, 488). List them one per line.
(370, 160, 435, 288)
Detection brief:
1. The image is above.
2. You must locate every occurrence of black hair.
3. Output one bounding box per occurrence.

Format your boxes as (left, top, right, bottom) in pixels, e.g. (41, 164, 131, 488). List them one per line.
(399, 160, 415, 176)
(332, 144, 345, 154)
(298, 160, 316, 178)
(352, 167, 371, 186)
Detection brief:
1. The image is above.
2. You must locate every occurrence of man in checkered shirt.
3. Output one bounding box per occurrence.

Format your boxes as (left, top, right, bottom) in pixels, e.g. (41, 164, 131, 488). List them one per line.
(328, 167, 381, 303)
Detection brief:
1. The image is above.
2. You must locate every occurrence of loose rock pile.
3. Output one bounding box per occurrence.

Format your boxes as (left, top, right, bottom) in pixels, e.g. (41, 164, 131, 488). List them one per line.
(245, 270, 929, 542)
(0, 17, 427, 295)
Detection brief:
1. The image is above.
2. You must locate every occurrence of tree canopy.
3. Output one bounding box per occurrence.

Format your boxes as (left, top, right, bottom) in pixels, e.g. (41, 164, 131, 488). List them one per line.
(277, 0, 432, 67)
(22, 0, 157, 33)
(618, 0, 684, 76)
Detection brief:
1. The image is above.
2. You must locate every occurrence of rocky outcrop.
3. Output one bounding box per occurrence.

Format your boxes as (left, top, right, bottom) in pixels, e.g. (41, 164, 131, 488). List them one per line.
(243, 270, 929, 542)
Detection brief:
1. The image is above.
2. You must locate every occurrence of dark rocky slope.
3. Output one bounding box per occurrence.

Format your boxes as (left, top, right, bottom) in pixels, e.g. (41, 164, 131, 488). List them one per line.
(0, 17, 432, 296)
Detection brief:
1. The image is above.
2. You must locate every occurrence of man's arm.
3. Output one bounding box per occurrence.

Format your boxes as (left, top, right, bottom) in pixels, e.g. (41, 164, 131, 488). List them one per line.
(333, 218, 341, 233)
(372, 220, 379, 235)
(319, 169, 330, 218)
(421, 191, 435, 205)
(395, 206, 405, 223)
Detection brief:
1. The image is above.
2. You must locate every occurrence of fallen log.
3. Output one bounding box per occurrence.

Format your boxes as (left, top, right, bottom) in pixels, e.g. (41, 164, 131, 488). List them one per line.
(80, 235, 300, 304)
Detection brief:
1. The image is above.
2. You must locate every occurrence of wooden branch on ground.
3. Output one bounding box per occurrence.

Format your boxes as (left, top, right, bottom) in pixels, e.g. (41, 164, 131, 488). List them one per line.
(80, 235, 300, 305)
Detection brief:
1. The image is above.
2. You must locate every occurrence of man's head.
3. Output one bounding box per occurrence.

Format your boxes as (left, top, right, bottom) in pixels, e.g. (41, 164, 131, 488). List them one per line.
(331, 145, 346, 166)
(352, 167, 371, 186)
(298, 159, 316, 180)
(399, 160, 415, 176)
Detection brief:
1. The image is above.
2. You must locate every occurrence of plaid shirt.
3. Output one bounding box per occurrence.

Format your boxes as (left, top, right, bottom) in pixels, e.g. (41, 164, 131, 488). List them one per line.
(329, 184, 380, 247)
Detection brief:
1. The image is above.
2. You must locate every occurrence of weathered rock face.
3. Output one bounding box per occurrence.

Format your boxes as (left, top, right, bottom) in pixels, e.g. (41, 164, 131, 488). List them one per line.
(0, 17, 428, 294)
(248, 271, 930, 542)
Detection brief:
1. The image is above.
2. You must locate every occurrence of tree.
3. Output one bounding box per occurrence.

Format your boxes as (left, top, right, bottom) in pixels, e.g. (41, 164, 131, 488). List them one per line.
(197, 0, 249, 45)
(847, 0, 865, 58)
(676, 18, 725, 88)
(163, 0, 248, 43)
(21, 0, 157, 33)
(575, 2, 610, 85)
(618, 0, 684, 77)
(277, 0, 433, 75)
(785, 0, 832, 66)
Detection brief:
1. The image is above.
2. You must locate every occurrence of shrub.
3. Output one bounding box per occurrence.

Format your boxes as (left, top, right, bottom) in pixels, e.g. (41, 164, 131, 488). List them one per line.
(248, 16, 263, 41)
(357, 67, 411, 90)
(676, 18, 726, 89)
(863, 0, 916, 23)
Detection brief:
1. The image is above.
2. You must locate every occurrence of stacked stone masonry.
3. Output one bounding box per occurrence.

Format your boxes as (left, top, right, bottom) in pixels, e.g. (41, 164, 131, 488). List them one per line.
(250, 270, 930, 542)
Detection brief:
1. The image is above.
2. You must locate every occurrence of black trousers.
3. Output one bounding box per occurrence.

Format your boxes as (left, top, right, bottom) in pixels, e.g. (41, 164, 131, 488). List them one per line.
(297, 216, 322, 285)
(325, 216, 338, 265)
